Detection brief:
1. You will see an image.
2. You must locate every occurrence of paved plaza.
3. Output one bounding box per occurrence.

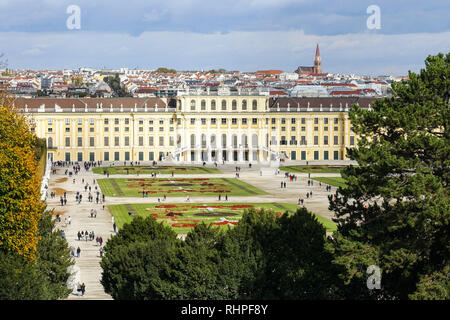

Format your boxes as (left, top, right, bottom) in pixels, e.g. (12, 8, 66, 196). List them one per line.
(46, 162, 342, 300)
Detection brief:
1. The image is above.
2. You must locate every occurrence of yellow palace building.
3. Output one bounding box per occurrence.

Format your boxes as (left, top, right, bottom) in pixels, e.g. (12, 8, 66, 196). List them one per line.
(14, 90, 375, 164)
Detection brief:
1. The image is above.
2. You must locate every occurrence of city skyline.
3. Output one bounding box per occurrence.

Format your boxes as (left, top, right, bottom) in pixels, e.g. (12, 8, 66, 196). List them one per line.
(0, 0, 449, 75)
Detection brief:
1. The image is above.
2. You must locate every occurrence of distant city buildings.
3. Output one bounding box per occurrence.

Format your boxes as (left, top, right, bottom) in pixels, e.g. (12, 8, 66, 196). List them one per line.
(1, 44, 406, 100)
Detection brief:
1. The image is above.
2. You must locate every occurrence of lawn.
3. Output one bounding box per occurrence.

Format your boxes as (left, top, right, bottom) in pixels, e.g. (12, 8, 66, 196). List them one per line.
(108, 202, 337, 234)
(93, 165, 220, 175)
(312, 177, 347, 188)
(98, 177, 268, 197)
(280, 165, 346, 174)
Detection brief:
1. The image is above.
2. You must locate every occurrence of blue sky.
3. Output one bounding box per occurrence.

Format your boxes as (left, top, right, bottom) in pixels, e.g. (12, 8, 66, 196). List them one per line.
(0, 0, 449, 75)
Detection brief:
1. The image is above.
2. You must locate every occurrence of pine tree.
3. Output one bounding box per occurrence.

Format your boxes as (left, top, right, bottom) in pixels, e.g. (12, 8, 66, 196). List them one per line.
(329, 53, 450, 299)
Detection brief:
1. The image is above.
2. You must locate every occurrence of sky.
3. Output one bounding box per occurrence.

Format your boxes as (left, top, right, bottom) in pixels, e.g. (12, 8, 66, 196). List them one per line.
(0, 0, 449, 75)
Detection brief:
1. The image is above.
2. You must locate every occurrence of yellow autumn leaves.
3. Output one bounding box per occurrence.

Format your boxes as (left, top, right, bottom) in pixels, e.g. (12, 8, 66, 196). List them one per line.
(0, 89, 45, 260)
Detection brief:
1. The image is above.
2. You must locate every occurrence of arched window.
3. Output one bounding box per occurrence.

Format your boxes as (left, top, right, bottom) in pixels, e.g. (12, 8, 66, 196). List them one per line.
(48, 137, 53, 149)
(190, 100, 196, 111)
(222, 134, 227, 148)
(221, 100, 227, 111)
(210, 134, 216, 148)
(252, 134, 258, 148)
(242, 99, 247, 110)
(232, 100, 237, 110)
(211, 99, 216, 110)
(252, 99, 257, 110)
(201, 134, 207, 148)
(190, 134, 196, 147)
(201, 100, 206, 110)
(232, 134, 238, 148)
(241, 134, 248, 148)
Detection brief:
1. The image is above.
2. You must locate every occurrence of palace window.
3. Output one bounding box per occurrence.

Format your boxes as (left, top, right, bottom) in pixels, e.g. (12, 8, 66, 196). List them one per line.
(221, 100, 227, 111)
(252, 100, 257, 110)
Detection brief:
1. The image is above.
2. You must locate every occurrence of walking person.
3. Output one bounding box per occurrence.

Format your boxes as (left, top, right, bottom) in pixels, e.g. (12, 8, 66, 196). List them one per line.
(113, 222, 117, 233)
(81, 283, 85, 296)
(77, 247, 81, 258)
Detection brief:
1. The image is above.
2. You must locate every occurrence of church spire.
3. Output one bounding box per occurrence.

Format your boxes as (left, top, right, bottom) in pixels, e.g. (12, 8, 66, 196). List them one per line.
(314, 43, 322, 74)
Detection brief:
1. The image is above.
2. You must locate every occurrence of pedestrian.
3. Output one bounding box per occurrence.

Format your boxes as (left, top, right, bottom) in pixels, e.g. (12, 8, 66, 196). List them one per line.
(225, 194, 228, 201)
(219, 194, 221, 201)
(68, 216, 71, 225)
(77, 283, 82, 296)
(163, 194, 166, 201)
(77, 247, 81, 257)
(113, 223, 117, 233)
(81, 283, 85, 296)
(99, 246, 104, 257)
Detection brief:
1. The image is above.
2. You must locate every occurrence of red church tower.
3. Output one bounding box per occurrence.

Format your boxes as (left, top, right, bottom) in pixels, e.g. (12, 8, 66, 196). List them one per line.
(313, 43, 322, 74)
(296, 43, 323, 75)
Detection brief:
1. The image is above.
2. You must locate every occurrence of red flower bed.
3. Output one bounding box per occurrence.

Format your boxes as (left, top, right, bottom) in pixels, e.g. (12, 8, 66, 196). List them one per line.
(172, 223, 196, 228)
(155, 204, 178, 208)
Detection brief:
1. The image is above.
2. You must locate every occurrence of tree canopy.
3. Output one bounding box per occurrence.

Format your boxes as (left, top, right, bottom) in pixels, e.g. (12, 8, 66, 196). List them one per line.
(100, 208, 337, 300)
(0, 89, 45, 260)
(329, 52, 449, 299)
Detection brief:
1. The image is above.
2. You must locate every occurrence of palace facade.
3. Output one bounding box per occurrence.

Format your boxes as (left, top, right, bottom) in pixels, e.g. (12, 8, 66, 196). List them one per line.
(14, 91, 375, 163)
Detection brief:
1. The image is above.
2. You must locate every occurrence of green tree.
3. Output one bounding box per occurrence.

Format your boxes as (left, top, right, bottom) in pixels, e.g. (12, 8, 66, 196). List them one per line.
(0, 211, 73, 300)
(100, 216, 180, 299)
(0, 250, 49, 300)
(268, 208, 340, 299)
(36, 211, 73, 299)
(155, 67, 177, 74)
(219, 208, 279, 299)
(172, 223, 226, 299)
(329, 53, 450, 299)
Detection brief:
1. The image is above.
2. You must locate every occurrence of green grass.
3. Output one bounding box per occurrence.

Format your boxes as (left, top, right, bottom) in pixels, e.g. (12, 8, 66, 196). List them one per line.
(98, 177, 268, 197)
(313, 177, 347, 188)
(93, 165, 220, 175)
(280, 165, 346, 174)
(109, 202, 337, 234)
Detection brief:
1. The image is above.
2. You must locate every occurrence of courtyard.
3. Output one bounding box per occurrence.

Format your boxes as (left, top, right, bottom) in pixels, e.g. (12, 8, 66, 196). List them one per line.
(45, 161, 344, 300)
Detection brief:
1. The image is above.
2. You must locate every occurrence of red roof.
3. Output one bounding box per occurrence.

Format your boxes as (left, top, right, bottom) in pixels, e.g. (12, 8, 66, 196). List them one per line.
(270, 91, 288, 95)
(255, 70, 283, 75)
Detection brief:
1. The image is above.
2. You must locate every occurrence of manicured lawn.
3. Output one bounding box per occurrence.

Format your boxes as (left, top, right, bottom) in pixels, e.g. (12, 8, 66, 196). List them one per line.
(280, 165, 346, 174)
(108, 202, 337, 234)
(93, 165, 220, 175)
(98, 177, 268, 197)
(313, 177, 347, 188)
